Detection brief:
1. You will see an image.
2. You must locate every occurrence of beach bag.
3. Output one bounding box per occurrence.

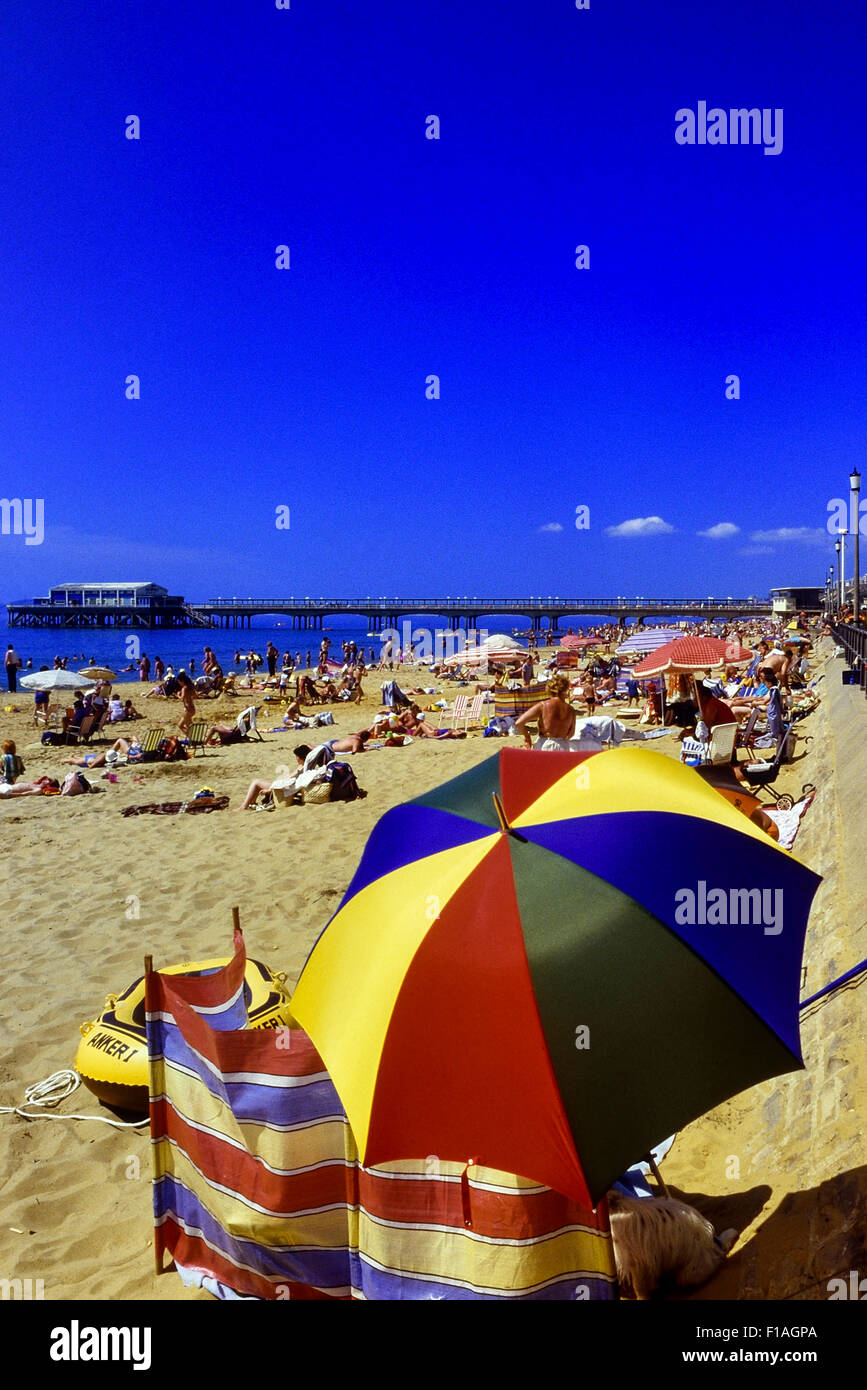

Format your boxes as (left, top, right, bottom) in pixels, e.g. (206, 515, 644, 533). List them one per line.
(61, 770, 91, 796)
(158, 737, 188, 762)
(324, 761, 362, 802)
(302, 779, 333, 804)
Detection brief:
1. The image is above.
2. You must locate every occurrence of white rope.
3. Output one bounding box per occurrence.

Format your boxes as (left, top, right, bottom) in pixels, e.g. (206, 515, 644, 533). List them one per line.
(0, 1070, 148, 1128)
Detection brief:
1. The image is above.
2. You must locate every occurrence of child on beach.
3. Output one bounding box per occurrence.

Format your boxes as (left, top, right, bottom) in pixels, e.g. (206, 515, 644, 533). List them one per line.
(1, 740, 25, 784)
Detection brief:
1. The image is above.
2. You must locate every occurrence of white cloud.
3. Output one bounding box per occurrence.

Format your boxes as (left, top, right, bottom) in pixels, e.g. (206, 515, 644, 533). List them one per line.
(738, 545, 774, 556)
(749, 527, 828, 547)
(605, 516, 674, 537)
(698, 522, 740, 539)
(538, 522, 564, 533)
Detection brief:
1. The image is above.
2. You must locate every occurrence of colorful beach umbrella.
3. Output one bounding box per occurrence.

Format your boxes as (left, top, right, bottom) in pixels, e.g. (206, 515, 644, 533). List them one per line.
(291, 747, 821, 1206)
(632, 635, 754, 678)
(559, 635, 602, 650)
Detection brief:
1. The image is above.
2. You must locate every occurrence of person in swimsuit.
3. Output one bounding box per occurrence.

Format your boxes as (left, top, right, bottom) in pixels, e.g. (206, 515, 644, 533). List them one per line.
(176, 671, 197, 737)
(401, 704, 466, 739)
(515, 675, 577, 749)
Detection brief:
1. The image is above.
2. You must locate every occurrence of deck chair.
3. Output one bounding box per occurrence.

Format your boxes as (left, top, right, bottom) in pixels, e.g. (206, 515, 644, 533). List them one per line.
(461, 693, 486, 729)
(187, 719, 209, 757)
(64, 713, 97, 746)
(739, 724, 793, 802)
(238, 706, 263, 741)
(34, 700, 60, 728)
(706, 722, 738, 765)
(680, 722, 737, 768)
(442, 695, 469, 729)
(140, 727, 165, 756)
(735, 708, 760, 755)
(89, 707, 111, 742)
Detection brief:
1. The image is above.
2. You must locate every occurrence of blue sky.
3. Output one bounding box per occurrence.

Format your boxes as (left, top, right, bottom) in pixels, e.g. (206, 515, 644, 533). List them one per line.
(1, 0, 864, 606)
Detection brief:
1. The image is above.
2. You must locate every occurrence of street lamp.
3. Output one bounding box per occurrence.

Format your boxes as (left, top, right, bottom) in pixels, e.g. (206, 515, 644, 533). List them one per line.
(851, 469, 861, 624)
(835, 538, 842, 612)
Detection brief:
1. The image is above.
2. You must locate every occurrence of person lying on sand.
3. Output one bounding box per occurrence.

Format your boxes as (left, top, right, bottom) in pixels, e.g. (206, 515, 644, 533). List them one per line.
(402, 704, 467, 739)
(0, 774, 61, 798)
(206, 710, 257, 745)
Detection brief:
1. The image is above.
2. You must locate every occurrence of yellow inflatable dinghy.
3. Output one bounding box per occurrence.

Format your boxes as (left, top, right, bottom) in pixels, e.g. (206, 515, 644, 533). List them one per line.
(75, 956, 292, 1112)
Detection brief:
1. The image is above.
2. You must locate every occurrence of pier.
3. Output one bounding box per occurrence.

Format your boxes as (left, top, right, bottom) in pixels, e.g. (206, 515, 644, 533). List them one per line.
(7, 586, 785, 632)
(172, 595, 774, 631)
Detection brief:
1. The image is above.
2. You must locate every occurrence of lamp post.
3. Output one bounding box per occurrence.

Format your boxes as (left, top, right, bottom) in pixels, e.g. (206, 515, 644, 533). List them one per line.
(851, 469, 861, 624)
(839, 529, 847, 610)
(827, 565, 834, 615)
(835, 538, 842, 614)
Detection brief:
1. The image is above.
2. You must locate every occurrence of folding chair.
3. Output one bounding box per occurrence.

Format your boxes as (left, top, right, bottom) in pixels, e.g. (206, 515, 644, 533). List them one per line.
(735, 708, 759, 756)
(442, 695, 469, 729)
(140, 727, 165, 756)
(187, 719, 209, 757)
(462, 693, 486, 729)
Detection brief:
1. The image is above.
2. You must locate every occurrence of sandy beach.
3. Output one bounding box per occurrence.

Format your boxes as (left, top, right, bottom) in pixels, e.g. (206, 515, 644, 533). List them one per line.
(1, 639, 864, 1301)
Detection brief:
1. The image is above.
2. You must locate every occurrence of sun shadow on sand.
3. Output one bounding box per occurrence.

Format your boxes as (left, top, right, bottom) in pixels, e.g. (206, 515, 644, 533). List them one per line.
(662, 1166, 867, 1300)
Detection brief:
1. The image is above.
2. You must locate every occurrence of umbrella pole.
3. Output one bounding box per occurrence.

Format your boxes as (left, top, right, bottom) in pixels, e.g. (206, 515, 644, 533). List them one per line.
(644, 1152, 670, 1198)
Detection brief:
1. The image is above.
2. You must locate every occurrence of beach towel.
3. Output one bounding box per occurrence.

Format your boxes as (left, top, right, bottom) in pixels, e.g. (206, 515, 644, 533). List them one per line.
(380, 680, 410, 710)
(146, 932, 618, 1301)
(762, 793, 816, 851)
(122, 796, 230, 817)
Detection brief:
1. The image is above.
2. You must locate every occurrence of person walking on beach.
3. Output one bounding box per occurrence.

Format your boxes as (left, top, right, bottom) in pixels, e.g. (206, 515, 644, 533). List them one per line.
(175, 671, 196, 738)
(5, 644, 22, 693)
(139, 653, 150, 682)
(266, 642, 278, 677)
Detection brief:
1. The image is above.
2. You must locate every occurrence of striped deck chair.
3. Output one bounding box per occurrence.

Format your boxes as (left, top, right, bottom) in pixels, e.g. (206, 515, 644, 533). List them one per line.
(442, 694, 469, 729)
(140, 727, 165, 756)
(187, 719, 209, 757)
(457, 693, 486, 729)
(146, 932, 618, 1301)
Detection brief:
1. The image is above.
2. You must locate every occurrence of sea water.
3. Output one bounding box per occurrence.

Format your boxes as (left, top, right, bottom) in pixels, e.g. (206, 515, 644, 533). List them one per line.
(0, 614, 602, 685)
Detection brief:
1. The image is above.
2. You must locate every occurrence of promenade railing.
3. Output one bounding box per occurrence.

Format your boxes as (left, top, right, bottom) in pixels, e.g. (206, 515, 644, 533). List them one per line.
(829, 621, 867, 699)
(199, 597, 773, 612)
